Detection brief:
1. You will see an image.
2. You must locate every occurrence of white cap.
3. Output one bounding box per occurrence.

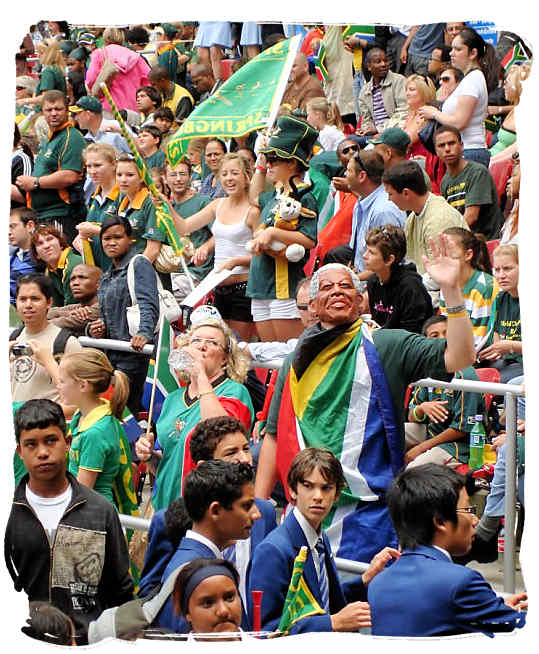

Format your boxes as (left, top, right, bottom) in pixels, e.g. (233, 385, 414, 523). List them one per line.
(190, 304, 222, 325)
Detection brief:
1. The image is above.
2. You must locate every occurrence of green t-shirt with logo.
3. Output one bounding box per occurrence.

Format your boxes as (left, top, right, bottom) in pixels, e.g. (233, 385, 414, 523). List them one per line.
(116, 188, 167, 253)
(173, 194, 213, 280)
(492, 291, 522, 365)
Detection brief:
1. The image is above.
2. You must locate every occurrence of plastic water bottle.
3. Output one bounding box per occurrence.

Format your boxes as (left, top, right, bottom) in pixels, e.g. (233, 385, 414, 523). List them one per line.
(469, 414, 486, 469)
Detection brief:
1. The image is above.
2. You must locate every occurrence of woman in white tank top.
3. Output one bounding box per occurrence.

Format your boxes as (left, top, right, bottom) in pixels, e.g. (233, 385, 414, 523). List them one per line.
(162, 152, 260, 340)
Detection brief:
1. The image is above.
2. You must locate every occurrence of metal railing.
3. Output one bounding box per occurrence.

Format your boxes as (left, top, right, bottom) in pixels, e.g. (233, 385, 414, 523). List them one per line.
(80, 337, 524, 592)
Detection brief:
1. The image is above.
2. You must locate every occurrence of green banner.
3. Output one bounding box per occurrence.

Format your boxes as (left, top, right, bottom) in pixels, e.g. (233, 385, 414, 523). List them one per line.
(166, 35, 301, 168)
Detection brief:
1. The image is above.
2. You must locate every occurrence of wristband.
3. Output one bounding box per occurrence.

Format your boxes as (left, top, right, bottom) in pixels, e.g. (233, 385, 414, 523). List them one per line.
(199, 389, 214, 398)
(256, 165, 267, 173)
(445, 304, 466, 315)
(412, 407, 427, 422)
(446, 311, 467, 319)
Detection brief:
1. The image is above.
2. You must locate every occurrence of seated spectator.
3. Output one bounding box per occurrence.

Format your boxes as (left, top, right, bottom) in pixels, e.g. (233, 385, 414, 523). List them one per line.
(10, 274, 82, 404)
(281, 52, 325, 112)
(189, 63, 217, 104)
(186, 137, 206, 188)
(148, 65, 194, 124)
(368, 464, 527, 636)
(137, 124, 166, 168)
(440, 227, 499, 352)
(30, 224, 83, 307)
(155, 461, 261, 633)
(436, 126, 503, 239)
(489, 64, 530, 157)
(436, 66, 464, 101)
(248, 448, 398, 634)
(70, 95, 129, 153)
(357, 48, 407, 136)
(500, 152, 519, 245)
(5, 399, 134, 645)
(406, 314, 486, 467)
(136, 85, 162, 128)
(199, 138, 227, 200)
(9, 208, 41, 305)
(48, 263, 101, 335)
(305, 97, 346, 151)
(427, 44, 451, 85)
(153, 107, 177, 150)
(402, 74, 437, 159)
(382, 160, 467, 275)
(478, 244, 522, 382)
(363, 225, 433, 332)
(346, 150, 406, 277)
(173, 559, 245, 640)
(372, 127, 433, 191)
(134, 317, 254, 511)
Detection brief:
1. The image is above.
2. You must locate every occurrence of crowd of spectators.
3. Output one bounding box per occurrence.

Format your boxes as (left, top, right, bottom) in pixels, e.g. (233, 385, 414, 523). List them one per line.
(8, 19, 530, 644)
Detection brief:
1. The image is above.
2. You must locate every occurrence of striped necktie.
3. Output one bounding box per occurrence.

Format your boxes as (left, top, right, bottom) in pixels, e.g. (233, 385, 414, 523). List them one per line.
(315, 538, 330, 612)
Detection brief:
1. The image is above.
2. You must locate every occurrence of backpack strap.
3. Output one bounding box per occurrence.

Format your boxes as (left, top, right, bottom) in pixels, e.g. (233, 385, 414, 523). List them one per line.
(52, 328, 74, 357)
(9, 325, 24, 341)
(127, 254, 142, 309)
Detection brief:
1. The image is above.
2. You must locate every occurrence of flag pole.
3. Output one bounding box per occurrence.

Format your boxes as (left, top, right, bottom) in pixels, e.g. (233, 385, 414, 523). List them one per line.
(146, 318, 166, 437)
(264, 34, 302, 134)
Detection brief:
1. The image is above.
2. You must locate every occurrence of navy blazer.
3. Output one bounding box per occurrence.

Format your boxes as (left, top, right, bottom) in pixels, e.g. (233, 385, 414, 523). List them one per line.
(368, 544, 526, 637)
(247, 511, 366, 633)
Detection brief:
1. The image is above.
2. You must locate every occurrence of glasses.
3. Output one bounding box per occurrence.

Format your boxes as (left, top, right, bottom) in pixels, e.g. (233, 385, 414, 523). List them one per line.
(342, 145, 359, 155)
(167, 171, 189, 178)
(440, 76, 452, 83)
(296, 304, 309, 311)
(265, 153, 287, 164)
(456, 506, 477, 515)
(190, 336, 227, 351)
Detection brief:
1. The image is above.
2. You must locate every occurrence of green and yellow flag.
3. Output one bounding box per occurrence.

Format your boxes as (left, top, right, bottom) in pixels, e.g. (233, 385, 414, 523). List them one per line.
(277, 546, 325, 634)
(166, 35, 302, 169)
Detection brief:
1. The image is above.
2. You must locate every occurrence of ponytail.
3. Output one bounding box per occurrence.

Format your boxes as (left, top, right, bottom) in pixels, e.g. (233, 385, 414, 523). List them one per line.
(110, 370, 130, 419)
(327, 102, 344, 131)
(443, 227, 492, 274)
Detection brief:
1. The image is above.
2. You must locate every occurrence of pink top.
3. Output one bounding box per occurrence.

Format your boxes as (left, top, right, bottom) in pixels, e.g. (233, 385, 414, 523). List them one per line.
(85, 44, 150, 113)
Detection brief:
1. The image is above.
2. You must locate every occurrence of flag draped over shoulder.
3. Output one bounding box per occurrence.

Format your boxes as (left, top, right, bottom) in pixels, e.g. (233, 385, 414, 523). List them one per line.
(277, 546, 325, 634)
(166, 35, 301, 168)
(276, 320, 403, 555)
(342, 25, 375, 42)
(142, 317, 179, 420)
(314, 43, 328, 84)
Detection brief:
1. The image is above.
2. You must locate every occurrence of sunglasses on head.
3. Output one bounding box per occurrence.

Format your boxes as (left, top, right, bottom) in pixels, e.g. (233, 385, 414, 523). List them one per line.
(342, 145, 359, 155)
(353, 153, 368, 173)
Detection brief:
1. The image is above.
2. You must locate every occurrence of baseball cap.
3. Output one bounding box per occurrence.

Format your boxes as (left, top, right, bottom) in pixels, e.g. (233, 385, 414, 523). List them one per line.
(370, 127, 411, 151)
(69, 96, 103, 114)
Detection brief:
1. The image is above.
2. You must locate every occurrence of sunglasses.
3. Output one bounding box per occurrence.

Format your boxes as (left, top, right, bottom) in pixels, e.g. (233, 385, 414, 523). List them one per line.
(342, 145, 359, 155)
(265, 153, 287, 164)
(456, 506, 477, 515)
(296, 304, 309, 311)
(440, 76, 453, 82)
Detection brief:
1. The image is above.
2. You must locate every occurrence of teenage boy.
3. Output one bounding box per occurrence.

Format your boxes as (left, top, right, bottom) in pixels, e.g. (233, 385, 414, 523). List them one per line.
(139, 417, 276, 604)
(5, 399, 134, 645)
(155, 460, 261, 633)
(9, 208, 41, 305)
(368, 464, 527, 636)
(248, 448, 399, 633)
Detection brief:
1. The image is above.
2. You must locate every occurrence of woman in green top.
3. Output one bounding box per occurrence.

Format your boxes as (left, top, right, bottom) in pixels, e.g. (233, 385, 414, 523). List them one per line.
(15, 38, 66, 111)
(57, 347, 137, 511)
(75, 142, 119, 271)
(30, 224, 83, 307)
(478, 244, 522, 382)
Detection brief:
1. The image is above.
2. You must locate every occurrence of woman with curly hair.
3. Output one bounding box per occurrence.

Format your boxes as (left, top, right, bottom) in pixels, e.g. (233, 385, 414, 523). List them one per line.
(135, 317, 254, 511)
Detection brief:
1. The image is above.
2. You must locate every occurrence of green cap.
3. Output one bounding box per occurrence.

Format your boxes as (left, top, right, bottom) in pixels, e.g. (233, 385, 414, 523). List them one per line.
(370, 127, 411, 151)
(162, 23, 179, 39)
(260, 114, 319, 168)
(69, 95, 103, 114)
(68, 47, 88, 62)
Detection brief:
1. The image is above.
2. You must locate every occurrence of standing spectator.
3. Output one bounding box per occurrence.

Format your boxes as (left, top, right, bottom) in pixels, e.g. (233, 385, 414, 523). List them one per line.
(382, 160, 467, 274)
(199, 138, 227, 199)
(148, 65, 194, 124)
(444, 22, 466, 46)
(401, 23, 446, 76)
(363, 225, 433, 332)
(135, 85, 162, 128)
(15, 38, 67, 111)
(436, 66, 464, 102)
(489, 64, 530, 157)
(6, 399, 134, 645)
(16, 90, 87, 243)
(136, 125, 166, 168)
(240, 22, 263, 60)
(281, 53, 325, 112)
(85, 27, 151, 121)
(436, 126, 503, 239)
(193, 22, 232, 86)
(419, 28, 490, 167)
(70, 95, 129, 153)
(88, 215, 159, 417)
(66, 47, 89, 102)
(9, 209, 40, 305)
(157, 23, 190, 86)
(345, 150, 406, 276)
(319, 25, 355, 124)
(30, 225, 83, 307)
(357, 48, 407, 136)
(427, 45, 452, 85)
(12, 124, 33, 209)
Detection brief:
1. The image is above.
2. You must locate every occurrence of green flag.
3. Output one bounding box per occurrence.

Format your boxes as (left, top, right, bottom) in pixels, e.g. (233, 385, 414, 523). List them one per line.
(277, 546, 325, 634)
(166, 35, 302, 168)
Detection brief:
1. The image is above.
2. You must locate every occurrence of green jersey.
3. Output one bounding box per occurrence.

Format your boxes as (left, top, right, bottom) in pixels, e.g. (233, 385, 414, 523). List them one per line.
(116, 187, 167, 253)
(172, 194, 213, 280)
(46, 247, 83, 306)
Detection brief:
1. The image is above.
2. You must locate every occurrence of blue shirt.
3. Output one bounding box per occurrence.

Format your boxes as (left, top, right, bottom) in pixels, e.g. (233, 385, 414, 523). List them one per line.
(349, 184, 406, 271)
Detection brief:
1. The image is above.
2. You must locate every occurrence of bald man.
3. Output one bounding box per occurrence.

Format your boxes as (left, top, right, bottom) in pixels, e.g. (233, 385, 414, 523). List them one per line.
(48, 264, 101, 335)
(281, 52, 325, 112)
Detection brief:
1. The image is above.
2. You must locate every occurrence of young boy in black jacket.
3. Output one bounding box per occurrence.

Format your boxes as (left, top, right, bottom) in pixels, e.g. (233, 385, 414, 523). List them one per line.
(5, 399, 134, 645)
(363, 224, 433, 332)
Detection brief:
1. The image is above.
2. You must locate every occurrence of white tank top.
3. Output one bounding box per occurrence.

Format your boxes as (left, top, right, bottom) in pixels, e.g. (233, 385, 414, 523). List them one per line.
(211, 199, 253, 275)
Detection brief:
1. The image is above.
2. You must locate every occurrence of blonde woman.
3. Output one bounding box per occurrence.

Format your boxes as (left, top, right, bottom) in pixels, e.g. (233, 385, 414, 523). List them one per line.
(135, 318, 254, 511)
(402, 74, 436, 158)
(489, 64, 531, 157)
(16, 38, 66, 109)
(305, 97, 346, 151)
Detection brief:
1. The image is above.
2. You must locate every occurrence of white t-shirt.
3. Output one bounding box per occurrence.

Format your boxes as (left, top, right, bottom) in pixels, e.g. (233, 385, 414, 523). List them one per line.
(26, 483, 73, 541)
(441, 69, 488, 150)
(319, 124, 346, 152)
